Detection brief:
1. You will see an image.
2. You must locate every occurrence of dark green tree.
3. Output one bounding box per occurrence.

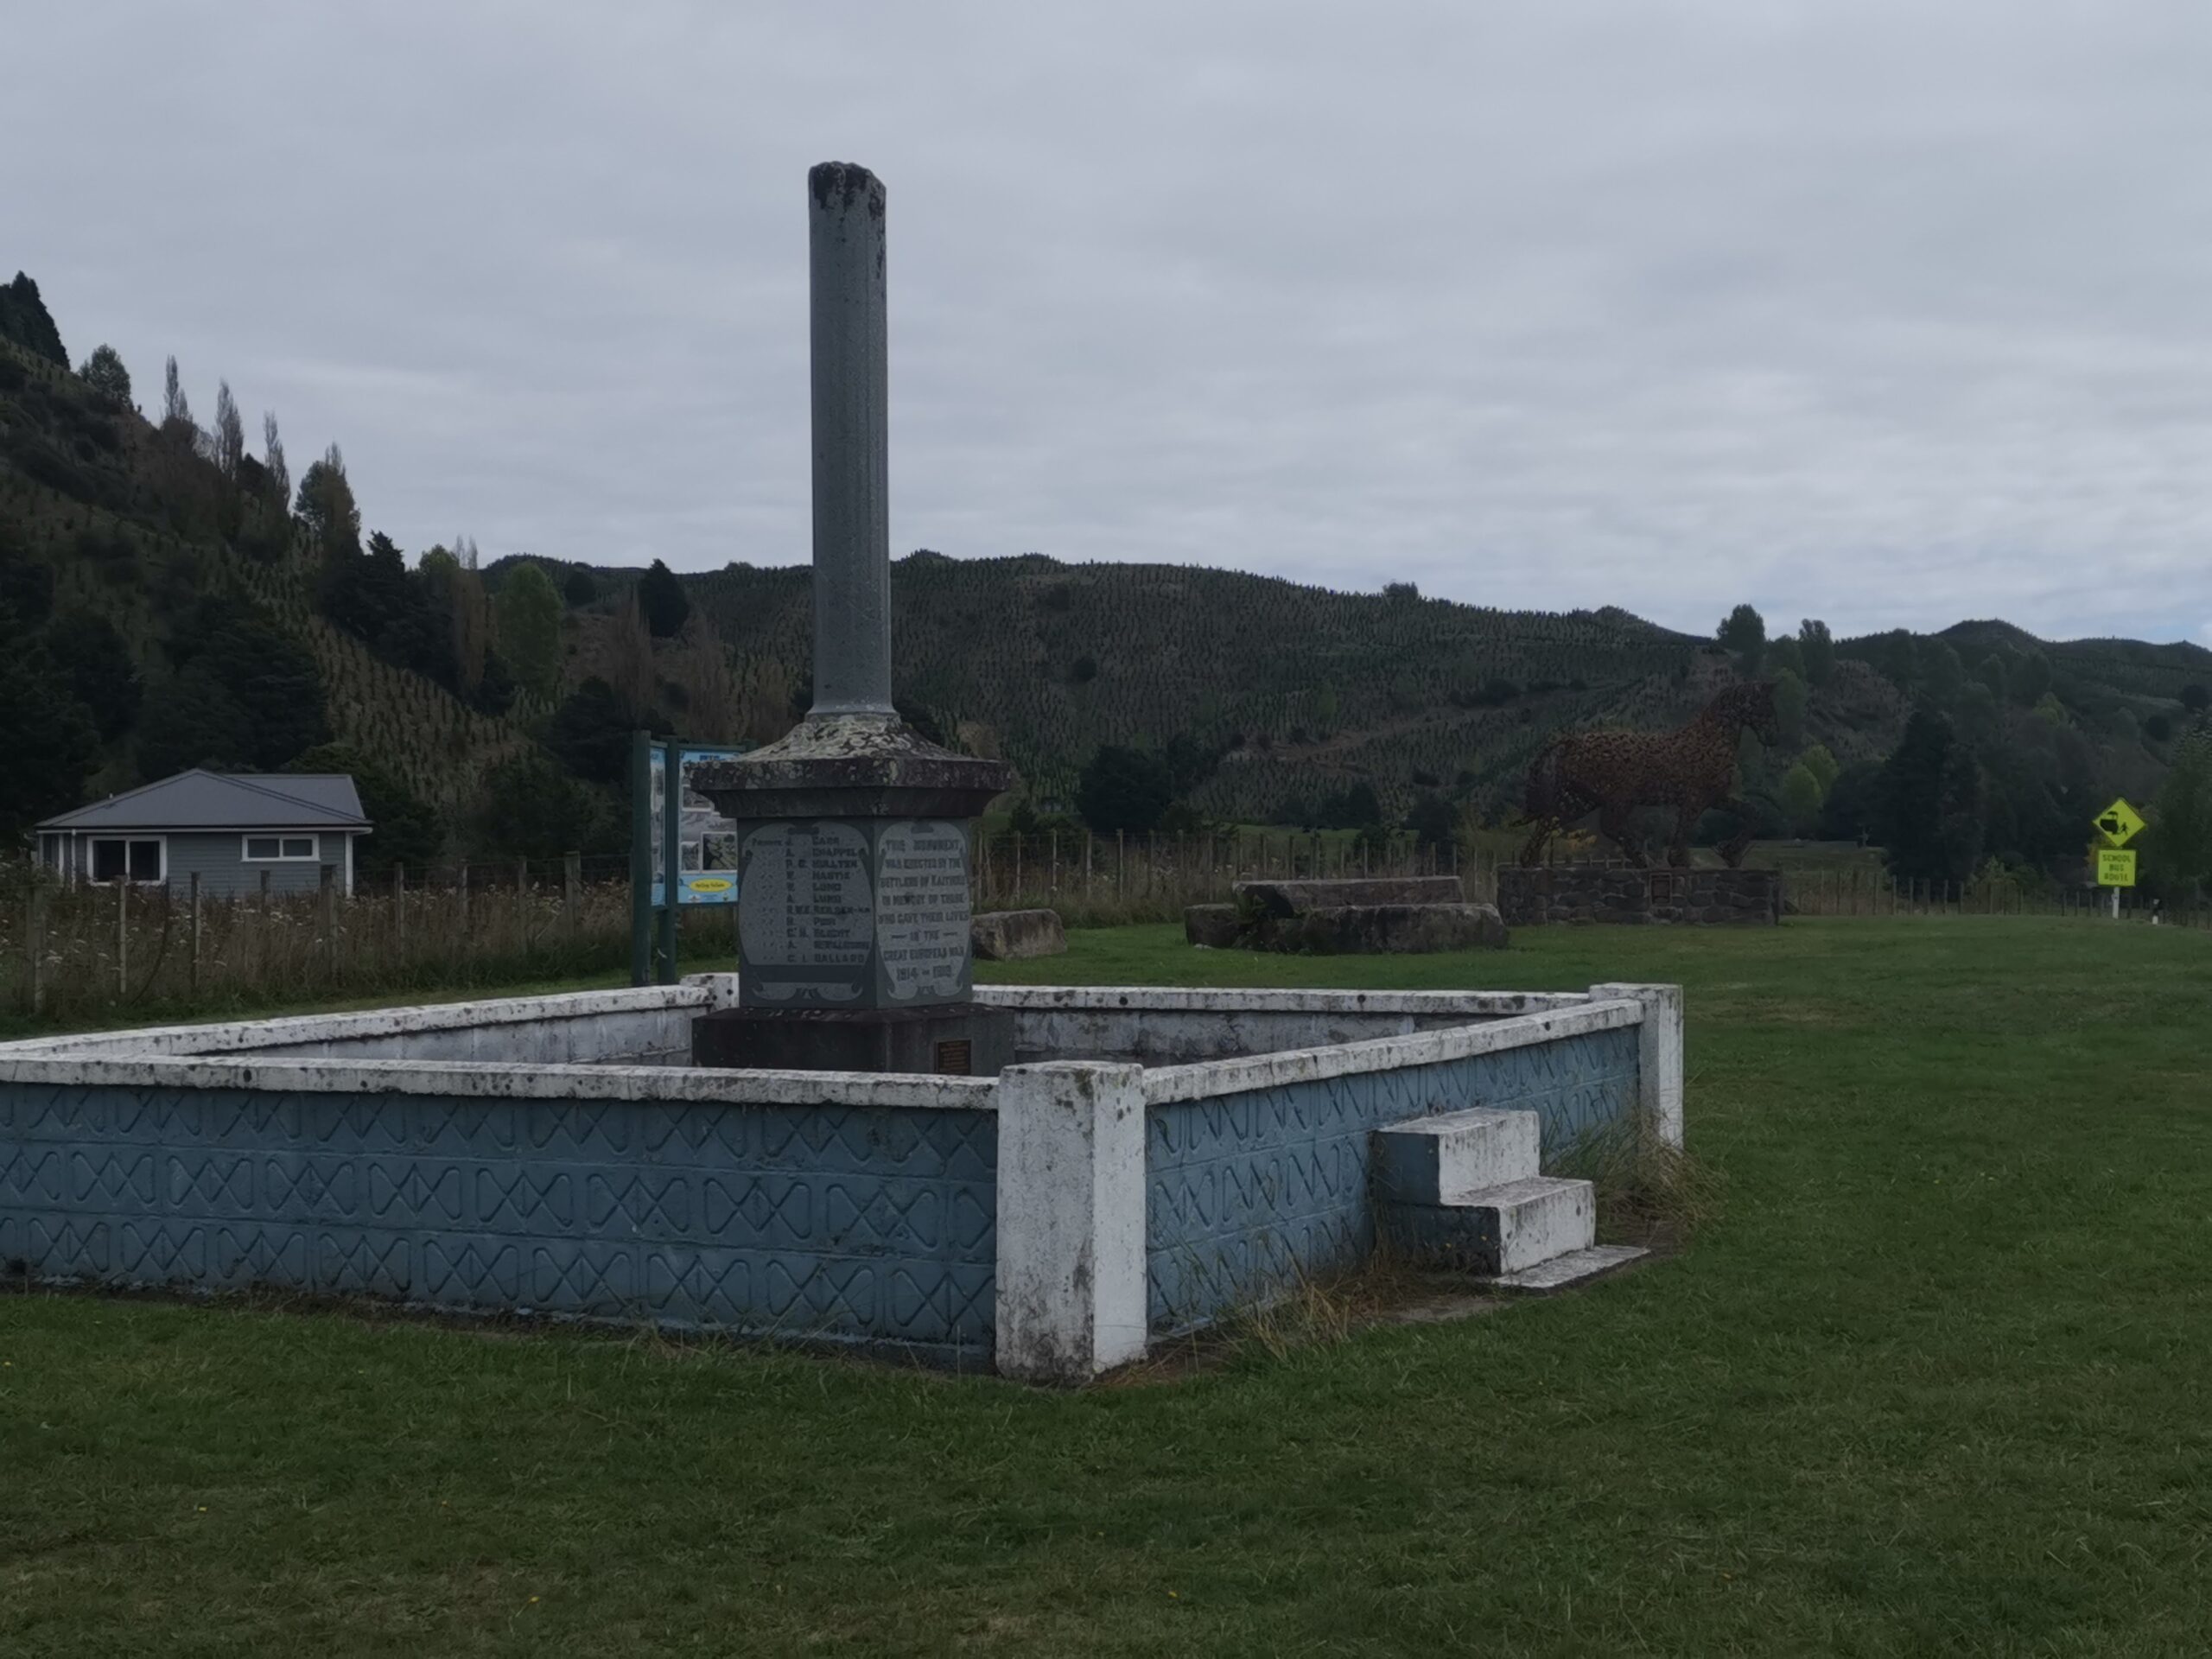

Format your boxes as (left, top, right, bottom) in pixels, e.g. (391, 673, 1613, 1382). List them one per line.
(1076, 745, 1175, 834)
(43, 609, 141, 739)
(1773, 669, 1808, 745)
(0, 272, 67, 366)
(2145, 730, 2212, 900)
(78, 344, 130, 405)
(638, 558, 690, 638)
(1922, 643, 1965, 707)
(548, 677, 639, 785)
(0, 652, 100, 838)
(136, 664, 251, 778)
(294, 444, 360, 557)
(1818, 760, 1884, 842)
(167, 599, 330, 770)
(0, 535, 55, 633)
(471, 753, 606, 861)
(1718, 604, 1766, 672)
(1403, 793, 1456, 849)
(1798, 619, 1836, 687)
(1876, 711, 1984, 881)
(2183, 683, 2209, 714)
(2012, 651, 2053, 706)
(289, 743, 444, 878)
(563, 569, 597, 607)
(494, 560, 564, 702)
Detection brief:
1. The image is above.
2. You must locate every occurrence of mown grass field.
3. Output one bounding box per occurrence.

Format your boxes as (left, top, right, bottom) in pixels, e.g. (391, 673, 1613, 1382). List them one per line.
(4, 917, 2210, 1656)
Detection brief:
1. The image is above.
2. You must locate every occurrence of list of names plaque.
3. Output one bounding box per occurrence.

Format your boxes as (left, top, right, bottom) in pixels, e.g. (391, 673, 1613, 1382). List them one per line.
(737, 821, 871, 1003)
(875, 820, 972, 1003)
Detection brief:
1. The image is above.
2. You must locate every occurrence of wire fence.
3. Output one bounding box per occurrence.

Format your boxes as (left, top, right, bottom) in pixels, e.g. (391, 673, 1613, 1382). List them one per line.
(969, 830, 1485, 925)
(4, 840, 2196, 1035)
(0, 856, 729, 1031)
(1780, 868, 2207, 924)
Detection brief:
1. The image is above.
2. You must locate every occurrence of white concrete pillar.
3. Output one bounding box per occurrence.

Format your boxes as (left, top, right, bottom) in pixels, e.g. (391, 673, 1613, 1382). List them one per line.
(994, 1061, 1148, 1382)
(1589, 982, 1684, 1148)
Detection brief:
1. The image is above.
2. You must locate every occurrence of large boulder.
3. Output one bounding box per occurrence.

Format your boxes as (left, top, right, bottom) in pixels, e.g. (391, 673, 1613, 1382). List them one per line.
(1184, 904, 1242, 949)
(1252, 902, 1508, 955)
(1232, 875, 1465, 921)
(971, 908, 1066, 961)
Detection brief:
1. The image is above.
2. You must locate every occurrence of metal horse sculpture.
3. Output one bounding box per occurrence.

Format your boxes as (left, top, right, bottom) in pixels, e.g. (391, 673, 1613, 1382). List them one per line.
(1517, 682, 1781, 869)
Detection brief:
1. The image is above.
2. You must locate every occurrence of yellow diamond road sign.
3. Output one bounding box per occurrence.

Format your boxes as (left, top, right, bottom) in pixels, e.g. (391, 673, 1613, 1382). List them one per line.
(2093, 798, 2145, 848)
(2096, 849, 2138, 888)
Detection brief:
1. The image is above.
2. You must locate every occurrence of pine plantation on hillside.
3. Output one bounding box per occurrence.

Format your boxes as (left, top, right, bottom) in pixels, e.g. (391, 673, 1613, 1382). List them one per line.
(5, 266, 2211, 893)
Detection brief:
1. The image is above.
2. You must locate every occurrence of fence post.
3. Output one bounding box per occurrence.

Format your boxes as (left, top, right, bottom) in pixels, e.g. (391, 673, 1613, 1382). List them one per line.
(1116, 830, 1125, 902)
(320, 865, 338, 976)
(395, 864, 407, 961)
(26, 878, 44, 1017)
(564, 852, 582, 943)
(516, 858, 531, 956)
(116, 880, 127, 1001)
(1013, 831, 1023, 904)
(189, 872, 202, 997)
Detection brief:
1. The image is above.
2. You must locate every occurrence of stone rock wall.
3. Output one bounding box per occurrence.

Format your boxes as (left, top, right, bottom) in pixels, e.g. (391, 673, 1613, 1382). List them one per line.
(1498, 866, 1784, 926)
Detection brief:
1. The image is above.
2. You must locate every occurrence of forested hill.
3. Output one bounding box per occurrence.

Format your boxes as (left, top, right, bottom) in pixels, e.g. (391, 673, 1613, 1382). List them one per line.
(4, 269, 2211, 887)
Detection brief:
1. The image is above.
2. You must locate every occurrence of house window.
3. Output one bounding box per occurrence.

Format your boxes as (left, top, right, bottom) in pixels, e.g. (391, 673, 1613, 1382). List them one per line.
(244, 835, 319, 861)
(90, 838, 163, 884)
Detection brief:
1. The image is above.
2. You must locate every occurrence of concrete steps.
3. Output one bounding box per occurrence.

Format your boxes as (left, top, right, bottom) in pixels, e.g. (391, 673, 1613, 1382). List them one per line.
(1373, 1108, 1644, 1288)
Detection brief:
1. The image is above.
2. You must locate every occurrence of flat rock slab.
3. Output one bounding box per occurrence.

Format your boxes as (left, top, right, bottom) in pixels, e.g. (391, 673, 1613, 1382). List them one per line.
(971, 908, 1067, 961)
(1479, 1243, 1649, 1294)
(1234, 875, 1467, 919)
(1250, 902, 1508, 955)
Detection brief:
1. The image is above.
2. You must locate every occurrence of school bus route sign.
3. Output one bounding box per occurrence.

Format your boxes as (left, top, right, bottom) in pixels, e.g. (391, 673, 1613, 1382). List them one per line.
(2094, 798, 2145, 849)
(2095, 849, 2137, 888)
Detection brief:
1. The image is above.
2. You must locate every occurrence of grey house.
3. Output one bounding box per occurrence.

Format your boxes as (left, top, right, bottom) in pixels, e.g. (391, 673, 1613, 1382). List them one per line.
(36, 772, 371, 899)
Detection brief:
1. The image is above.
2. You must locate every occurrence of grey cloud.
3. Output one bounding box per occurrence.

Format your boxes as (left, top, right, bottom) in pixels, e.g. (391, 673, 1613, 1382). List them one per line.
(8, 1, 2211, 644)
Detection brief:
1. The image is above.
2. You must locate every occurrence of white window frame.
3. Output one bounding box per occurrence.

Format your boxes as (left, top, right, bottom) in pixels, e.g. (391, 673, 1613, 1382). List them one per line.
(242, 833, 321, 863)
(87, 835, 167, 887)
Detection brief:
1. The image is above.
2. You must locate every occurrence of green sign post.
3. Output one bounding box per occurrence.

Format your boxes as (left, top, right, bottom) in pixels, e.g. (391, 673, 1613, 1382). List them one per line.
(632, 732, 748, 986)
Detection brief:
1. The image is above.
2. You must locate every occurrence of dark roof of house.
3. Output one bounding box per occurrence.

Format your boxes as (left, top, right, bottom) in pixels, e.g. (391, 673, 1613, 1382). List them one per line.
(37, 771, 371, 832)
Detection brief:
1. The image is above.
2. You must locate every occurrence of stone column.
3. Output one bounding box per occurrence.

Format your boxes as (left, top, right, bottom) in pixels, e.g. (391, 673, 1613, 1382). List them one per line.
(994, 1061, 1149, 1382)
(688, 162, 1014, 1072)
(1590, 982, 1684, 1147)
(807, 161, 893, 718)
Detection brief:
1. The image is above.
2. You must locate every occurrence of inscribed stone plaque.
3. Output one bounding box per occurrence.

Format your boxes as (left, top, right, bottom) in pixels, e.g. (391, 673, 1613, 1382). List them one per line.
(874, 819, 973, 1004)
(737, 821, 873, 1006)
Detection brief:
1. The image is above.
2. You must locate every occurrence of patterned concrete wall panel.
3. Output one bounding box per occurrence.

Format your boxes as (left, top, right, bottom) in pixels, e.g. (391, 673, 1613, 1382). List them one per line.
(0, 1084, 996, 1362)
(1144, 1027, 1638, 1333)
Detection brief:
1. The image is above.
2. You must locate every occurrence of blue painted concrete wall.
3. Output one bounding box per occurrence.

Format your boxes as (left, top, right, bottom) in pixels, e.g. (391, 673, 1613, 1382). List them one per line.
(0, 1084, 996, 1362)
(1145, 1027, 1641, 1334)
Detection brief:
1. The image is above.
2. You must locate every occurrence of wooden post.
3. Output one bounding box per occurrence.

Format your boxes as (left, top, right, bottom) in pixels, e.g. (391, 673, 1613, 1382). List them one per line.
(1013, 831, 1023, 904)
(188, 872, 202, 998)
(320, 865, 338, 975)
(516, 858, 531, 954)
(395, 864, 407, 960)
(1050, 829, 1059, 898)
(564, 852, 582, 942)
(116, 880, 127, 1001)
(1116, 830, 1126, 901)
(26, 879, 44, 1017)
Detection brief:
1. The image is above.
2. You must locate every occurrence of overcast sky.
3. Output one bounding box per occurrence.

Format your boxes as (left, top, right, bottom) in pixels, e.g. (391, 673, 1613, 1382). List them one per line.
(10, 3, 2212, 645)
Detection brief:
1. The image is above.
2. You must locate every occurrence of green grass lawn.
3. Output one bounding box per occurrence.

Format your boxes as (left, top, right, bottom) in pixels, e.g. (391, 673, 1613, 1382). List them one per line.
(5, 918, 2211, 1655)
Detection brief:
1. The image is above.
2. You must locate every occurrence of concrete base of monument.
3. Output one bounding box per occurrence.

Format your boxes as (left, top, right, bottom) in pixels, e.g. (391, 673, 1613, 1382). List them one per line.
(690, 1004, 1017, 1077)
